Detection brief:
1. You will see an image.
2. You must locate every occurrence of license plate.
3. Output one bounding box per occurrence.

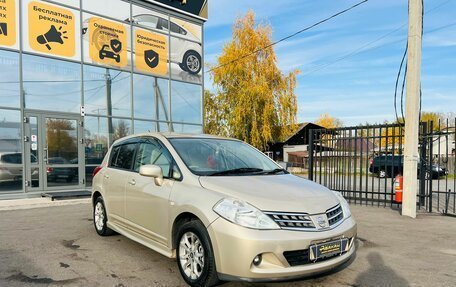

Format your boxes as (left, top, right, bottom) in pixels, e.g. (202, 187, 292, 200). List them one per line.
(310, 238, 349, 260)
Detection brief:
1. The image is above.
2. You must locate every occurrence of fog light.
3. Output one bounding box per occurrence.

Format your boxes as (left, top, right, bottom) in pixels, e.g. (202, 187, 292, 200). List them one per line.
(253, 254, 262, 266)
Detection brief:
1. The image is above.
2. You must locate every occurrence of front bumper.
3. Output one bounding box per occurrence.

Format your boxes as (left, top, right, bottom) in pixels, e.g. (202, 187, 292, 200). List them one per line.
(207, 216, 357, 281)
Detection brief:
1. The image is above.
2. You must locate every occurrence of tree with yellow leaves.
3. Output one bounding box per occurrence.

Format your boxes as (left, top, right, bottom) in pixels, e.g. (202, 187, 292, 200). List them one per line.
(206, 11, 299, 150)
(315, 113, 343, 129)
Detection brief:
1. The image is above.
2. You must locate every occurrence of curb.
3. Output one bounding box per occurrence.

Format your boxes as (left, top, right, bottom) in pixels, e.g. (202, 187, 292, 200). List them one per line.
(0, 198, 91, 211)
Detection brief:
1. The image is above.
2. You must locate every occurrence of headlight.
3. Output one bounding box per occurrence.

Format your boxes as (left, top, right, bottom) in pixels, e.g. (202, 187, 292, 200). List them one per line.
(213, 198, 280, 230)
(332, 191, 352, 218)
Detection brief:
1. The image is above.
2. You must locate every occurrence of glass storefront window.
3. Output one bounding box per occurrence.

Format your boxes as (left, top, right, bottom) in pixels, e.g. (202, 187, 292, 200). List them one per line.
(23, 54, 81, 113)
(82, 0, 131, 21)
(52, 0, 80, 9)
(110, 118, 131, 143)
(158, 122, 169, 132)
(133, 74, 170, 120)
(84, 116, 108, 187)
(171, 81, 202, 124)
(0, 50, 20, 108)
(134, 120, 157, 134)
(173, 124, 203, 134)
(84, 65, 108, 116)
(0, 109, 23, 193)
(83, 66, 131, 118)
(110, 70, 132, 118)
(0, 0, 205, 194)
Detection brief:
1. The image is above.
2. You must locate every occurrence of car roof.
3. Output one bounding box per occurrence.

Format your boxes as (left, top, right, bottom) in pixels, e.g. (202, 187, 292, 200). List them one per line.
(114, 132, 238, 144)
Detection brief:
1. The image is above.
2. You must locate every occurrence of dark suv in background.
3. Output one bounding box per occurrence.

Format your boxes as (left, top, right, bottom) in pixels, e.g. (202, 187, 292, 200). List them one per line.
(369, 155, 448, 179)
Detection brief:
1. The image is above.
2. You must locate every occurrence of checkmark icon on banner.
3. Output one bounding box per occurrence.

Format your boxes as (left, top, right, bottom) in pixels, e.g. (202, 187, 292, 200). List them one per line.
(147, 56, 157, 63)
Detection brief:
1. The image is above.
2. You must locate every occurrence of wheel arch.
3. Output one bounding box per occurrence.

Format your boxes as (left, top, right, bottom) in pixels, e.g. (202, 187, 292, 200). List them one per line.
(92, 191, 102, 207)
(171, 212, 201, 250)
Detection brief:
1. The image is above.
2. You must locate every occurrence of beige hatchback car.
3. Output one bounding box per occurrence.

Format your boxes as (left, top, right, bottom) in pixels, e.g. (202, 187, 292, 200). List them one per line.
(92, 133, 357, 286)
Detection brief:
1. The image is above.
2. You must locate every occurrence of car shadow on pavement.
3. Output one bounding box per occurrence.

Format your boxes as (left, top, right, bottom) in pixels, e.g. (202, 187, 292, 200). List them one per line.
(354, 252, 409, 287)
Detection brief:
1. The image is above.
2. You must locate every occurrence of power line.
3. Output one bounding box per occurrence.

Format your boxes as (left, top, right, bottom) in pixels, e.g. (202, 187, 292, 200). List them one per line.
(300, 0, 452, 77)
(206, 0, 369, 73)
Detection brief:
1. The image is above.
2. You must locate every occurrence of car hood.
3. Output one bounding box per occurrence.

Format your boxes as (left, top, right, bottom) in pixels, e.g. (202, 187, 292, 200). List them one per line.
(199, 174, 340, 214)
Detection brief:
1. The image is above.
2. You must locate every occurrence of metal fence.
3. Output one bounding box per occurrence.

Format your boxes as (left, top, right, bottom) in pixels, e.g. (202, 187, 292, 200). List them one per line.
(306, 119, 455, 216)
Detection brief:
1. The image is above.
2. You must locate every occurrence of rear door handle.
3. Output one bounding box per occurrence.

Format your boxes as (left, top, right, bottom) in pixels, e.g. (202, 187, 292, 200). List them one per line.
(128, 179, 136, 186)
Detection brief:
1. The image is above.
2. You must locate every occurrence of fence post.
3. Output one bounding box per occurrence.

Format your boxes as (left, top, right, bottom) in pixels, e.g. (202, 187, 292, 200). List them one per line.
(308, 129, 314, 181)
(418, 122, 427, 207)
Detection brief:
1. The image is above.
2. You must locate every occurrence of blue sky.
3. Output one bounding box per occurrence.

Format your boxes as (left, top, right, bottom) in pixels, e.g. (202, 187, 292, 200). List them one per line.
(203, 0, 456, 126)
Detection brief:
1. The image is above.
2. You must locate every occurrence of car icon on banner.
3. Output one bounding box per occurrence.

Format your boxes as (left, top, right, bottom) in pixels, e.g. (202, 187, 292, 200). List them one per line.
(99, 44, 121, 63)
(144, 49, 159, 69)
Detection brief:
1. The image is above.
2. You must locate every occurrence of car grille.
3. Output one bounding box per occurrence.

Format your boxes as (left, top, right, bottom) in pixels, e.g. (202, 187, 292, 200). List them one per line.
(283, 245, 349, 267)
(264, 212, 316, 230)
(326, 204, 343, 227)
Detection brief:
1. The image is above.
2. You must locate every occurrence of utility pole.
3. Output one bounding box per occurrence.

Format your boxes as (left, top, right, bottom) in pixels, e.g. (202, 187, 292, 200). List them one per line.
(402, 0, 423, 218)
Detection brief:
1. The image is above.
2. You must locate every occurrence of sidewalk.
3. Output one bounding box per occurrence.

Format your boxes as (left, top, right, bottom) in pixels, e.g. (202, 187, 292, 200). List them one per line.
(0, 197, 90, 211)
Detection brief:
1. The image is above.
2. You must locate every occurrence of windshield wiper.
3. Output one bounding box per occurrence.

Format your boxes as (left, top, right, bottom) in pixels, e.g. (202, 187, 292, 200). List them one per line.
(260, 168, 288, 175)
(208, 168, 264, 176)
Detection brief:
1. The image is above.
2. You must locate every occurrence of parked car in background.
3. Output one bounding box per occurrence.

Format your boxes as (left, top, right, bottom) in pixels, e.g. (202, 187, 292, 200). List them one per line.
(92, 133, 356, 286)
(47, 157, 76, 183)
(369, 155, 448, 179)
(0, 152, 23, 183)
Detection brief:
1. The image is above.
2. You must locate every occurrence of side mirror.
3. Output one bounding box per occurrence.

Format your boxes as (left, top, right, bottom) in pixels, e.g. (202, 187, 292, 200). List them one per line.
(139, 164, 164, 186)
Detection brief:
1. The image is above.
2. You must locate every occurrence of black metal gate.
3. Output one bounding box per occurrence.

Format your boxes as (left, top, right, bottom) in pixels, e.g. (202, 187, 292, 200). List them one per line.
(307, 119, 455, 216)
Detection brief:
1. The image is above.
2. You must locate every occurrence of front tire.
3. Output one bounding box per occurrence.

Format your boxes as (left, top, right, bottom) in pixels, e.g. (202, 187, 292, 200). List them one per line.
(93, 196, 114, 236)
(176, 220, 219, 287)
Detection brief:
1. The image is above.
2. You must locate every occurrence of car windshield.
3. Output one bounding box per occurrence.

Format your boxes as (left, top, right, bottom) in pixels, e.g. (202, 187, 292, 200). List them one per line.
(169, 138, 282, 176)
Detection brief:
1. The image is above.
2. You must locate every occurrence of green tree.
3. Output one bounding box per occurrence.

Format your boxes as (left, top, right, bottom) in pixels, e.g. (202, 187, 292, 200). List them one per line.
(206, 11, 299, 150)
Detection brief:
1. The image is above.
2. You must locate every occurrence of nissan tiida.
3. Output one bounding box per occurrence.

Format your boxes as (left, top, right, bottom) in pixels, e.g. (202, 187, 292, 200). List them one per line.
(91, 133, 357, 286)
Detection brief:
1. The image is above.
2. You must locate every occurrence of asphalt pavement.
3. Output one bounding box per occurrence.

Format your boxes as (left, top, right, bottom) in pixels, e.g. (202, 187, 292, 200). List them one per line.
(0, 202, 455, 287)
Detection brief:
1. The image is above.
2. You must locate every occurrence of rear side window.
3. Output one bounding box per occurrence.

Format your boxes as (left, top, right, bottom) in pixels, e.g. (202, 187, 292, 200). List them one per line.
(1, 153, 22, 164)
(110, 143, 137, 170)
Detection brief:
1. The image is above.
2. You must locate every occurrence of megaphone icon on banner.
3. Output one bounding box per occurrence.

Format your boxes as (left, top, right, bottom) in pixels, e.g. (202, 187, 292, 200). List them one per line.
(37, 25, 68, 50)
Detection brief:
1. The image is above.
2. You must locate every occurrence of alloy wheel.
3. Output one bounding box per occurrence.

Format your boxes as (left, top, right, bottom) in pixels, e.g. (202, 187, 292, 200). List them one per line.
(94, 202, 105, 231)
(179, 231, 205, 280)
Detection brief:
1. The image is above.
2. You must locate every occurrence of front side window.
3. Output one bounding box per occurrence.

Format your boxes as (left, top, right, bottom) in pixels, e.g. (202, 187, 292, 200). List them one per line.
(134, 138, 172, 177)
(169, 138, 282, 176)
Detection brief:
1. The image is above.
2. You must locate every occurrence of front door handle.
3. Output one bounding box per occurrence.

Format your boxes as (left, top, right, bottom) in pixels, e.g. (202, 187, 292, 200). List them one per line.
(128, 179, 136, 186)
(104, 174, 109, 179)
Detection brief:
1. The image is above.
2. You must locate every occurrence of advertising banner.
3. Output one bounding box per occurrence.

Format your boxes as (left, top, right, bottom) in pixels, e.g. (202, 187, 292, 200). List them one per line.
(88, 17, 127, 68)
(28, 1, 75, 57)
(135, 29, 168, 76)
(0, 0, 16, 47)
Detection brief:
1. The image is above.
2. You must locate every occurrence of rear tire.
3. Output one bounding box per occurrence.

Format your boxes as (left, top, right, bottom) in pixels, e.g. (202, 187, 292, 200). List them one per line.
(93, 196, 114, 236)
(176, 220, 220, 287)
